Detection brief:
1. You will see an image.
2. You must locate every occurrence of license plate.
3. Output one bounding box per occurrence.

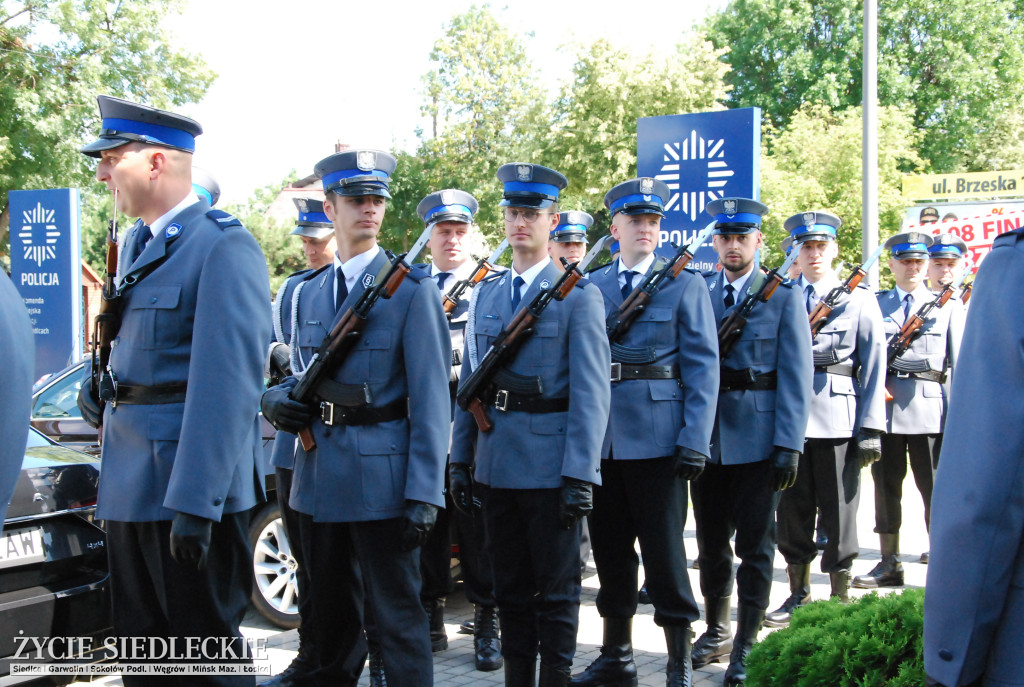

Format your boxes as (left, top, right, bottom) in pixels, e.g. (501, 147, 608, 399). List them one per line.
(0, 526, 45, 569)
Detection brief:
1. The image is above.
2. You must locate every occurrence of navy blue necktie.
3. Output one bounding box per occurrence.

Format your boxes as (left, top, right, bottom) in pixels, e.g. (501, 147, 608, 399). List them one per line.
(511, 276, 525, 311)
(902, 293, 914, 320)
(621, 270, 636, 300)
(724, 283, 736, 309)
(805, 285, 815, 314)
(131, 225, 152, 263)
(336, 266, 348, 311)
(435, 272, 451, 291)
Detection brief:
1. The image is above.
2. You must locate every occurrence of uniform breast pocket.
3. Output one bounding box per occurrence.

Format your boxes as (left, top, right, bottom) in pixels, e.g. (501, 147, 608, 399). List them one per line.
(819, 317, 852, 352)
(524, 320, 560, 367)
(474, 318, 503, 359)
(745, 323, 777, 364)
(353, 329, 391, 382)
(127, 285, 182, 350)
(917, 325, 944, 355)
(630, 307, 673, 347)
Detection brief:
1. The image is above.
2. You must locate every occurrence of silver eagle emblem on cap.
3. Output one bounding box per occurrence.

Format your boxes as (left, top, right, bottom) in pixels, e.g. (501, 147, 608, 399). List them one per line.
(516, 165, 532, 182)
(723, 199, 737, 216)
(803, 212, 816, 227)
(568, 211, 583, 224)
(357, 150, 376, 171)
(441, 190, 454, 205)
(640, 178, 654, 194)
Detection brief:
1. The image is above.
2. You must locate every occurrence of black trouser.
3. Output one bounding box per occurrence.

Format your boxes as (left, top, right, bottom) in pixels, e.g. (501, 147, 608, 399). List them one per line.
(300, 518, 432, 687)
(275, 468, 315, 631)
(589, 456, 699, 626)
(777, 437, 861, 573)
(107, 513, 254, 686)
(484, 486, 582, 672)
(692, 460, 780, 610)
(873, 433, 942, 534)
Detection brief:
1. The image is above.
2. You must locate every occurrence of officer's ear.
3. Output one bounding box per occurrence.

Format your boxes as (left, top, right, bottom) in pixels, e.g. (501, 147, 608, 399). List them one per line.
(322, 194, 337, 222)
(609, 213, 621, 240)
(147, 148, 167, 180)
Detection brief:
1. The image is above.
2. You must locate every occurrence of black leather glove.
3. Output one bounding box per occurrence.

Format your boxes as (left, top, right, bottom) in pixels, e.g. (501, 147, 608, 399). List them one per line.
(673, 446, 707, 481)
(448, 463, 474, 517)
(559, 478, 593, 530)
(400, 500, 439, 552)
(768, 446, 800, 491)
(169, 512, 213, 570)
(77, 373, 103, 429)
(856, 428, 883, 468)
(267, 343, 292, 386)
(260, 379, 315, 434)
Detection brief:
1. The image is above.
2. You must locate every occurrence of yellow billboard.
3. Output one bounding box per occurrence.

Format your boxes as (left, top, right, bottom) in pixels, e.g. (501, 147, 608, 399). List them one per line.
(903, 170, 1024, 200)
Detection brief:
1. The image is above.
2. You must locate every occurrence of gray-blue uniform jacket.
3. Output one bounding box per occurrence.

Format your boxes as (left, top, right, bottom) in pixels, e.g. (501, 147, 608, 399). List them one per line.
(589, 261, 718, 459)
(803, 275, 887, 439)
(288, 247, 451, 522)
(98, 200, 272, 522)
(705, 271, 812, 463)
(877, 286, 964, 435)
(925, 229, 1024, 686)
(269, 269, 312, 470)
(0, 272, 34, 522)
(450, 260, 610, 488)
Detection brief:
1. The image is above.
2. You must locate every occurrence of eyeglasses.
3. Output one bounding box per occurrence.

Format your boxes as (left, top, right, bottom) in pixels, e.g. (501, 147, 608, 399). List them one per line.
(503, 208, 550, 223)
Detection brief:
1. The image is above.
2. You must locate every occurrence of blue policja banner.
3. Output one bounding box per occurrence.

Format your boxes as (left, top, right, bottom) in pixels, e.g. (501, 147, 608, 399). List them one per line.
(637, 108, 761, 272)
(8, 189, 83, 380)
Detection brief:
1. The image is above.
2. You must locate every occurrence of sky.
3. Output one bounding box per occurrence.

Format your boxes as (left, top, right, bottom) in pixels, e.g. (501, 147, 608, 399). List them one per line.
(166, 0, 730, 204)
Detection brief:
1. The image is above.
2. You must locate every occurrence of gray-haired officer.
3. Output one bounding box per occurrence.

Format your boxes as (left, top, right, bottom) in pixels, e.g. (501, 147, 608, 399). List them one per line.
(770, 212, 886, 624)
(853, 232, 964, 589)
(262, 197, 338, 687)
(549, 211, 591, 270)
(450, 163, 610, 687)
(573, 179, 718, 687)
(261, 150, 451, 687)
(691, 199, 811, 686)
(77, 96, 272, 684)
(927, 233, 968, 291)
(416, 189, 502, 672)
(0, 271, 33, 523)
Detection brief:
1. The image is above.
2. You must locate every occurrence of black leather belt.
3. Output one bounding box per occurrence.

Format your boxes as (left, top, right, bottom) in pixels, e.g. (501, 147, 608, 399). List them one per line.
(610, 363, 680, 382)
(113, 382, 188, 405)
(320, 397, 408, 426)
(486, 388, 569, 414)
(816, 363, 857, 377)
(887, 369, 947, 383)
(720, 368, 777, 392)
(316, 379, 374, 406)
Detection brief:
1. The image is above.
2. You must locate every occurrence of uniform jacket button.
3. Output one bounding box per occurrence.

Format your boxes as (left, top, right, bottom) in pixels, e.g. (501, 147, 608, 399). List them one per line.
(151, 297, 158, 303)
(213, 497, 223, 506)
(938, 649, 953, 661)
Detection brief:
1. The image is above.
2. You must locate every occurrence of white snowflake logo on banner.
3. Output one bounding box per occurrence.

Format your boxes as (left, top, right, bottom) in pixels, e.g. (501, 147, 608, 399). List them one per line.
(656, 129, 735, 222)
(19, 202, 59, 267)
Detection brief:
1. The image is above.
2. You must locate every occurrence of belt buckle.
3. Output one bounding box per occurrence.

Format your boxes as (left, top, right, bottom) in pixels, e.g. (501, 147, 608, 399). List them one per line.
(610, 362, 622, 383)
(895, 371, 910, 379)
(100, 367, 119, 408)
(320, 401, 335, 426)
(494, 389, 509, 412)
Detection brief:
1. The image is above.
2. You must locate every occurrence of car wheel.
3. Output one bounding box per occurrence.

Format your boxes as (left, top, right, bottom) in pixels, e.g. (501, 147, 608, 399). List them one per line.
(248, 503, 301, 629)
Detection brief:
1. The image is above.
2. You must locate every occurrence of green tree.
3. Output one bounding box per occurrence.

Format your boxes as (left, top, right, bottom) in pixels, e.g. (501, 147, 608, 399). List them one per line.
(0, 0, 215, 254)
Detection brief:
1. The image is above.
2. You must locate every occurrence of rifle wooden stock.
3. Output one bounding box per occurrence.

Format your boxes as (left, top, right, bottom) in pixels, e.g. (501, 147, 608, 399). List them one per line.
(960, 282, 973, 305)
(717, 269, 785, 358)
(886, 285, 954, 366)
(606, 245, 696, 343)
(443, 257, 496, 315)
(808, 266, 868, 336)
(292, 253, 410, 451)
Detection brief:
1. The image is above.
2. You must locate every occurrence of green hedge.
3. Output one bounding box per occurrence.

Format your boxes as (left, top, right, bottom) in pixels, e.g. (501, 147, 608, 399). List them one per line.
(746, 589, 925, 686)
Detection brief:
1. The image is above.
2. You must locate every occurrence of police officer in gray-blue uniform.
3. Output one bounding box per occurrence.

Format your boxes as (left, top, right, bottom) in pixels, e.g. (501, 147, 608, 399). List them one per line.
(77, 95, 272, 685)
(853, 232, 964, 589)
(571, 178, 718, 687)
(0, 271, 33, 523)
(449, 163, 610, 687)
(690, 198, 812, 685)
(924, 227, 1024, 687)
(927, 233, 969, 293)
(770, 211, 887, 626)
(548, 211, 591, 269)
(261, 149, 451, 687)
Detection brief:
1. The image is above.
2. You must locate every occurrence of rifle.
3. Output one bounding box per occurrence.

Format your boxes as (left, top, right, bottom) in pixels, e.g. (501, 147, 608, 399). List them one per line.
(959, 278, 973, 305)
(808, 243, 885, 336)
(291, 251, 411, 451)
(90, 204, 121, 429)
(607, 220, 716, 343)
(886, 258, 972, 367)
(717, 249, 800, 358)
(443, 239, 509, 316)
(456, 245, 605, 432)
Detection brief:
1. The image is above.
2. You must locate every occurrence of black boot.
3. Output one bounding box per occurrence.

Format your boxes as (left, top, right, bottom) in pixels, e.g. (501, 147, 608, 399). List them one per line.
(474, 605, 503, 671)
(723, 604, 764, 686)
(638, 581, 651, 605)
(422, 596, 448, 652)
(764, 564, 811, 628)
(691, 596, 733, 668)
(664, 625, 693, 687)
(505, 657, 537, 687)
(262, 625, 319, 686)
(853, 533, 904, 588)
(569, 617, 637, 686)
(830, 570, 851, 603)
(368, 641, 387, 687)
(539, 664, 571, 687)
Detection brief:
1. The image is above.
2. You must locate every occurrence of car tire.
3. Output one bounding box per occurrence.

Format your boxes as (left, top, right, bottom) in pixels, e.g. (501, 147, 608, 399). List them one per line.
(248, 502, 301, 629)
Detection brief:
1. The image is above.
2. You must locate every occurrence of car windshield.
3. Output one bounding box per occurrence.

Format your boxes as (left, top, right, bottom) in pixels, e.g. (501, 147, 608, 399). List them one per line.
(26, 428, 52, 449)
(32, 367, 84, 419)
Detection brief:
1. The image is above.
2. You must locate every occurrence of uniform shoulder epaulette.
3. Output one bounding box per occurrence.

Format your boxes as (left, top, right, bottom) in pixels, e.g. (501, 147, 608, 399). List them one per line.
(586, 261, 611, 274)
(480, 270, 505, 284)
(682, 266, 701, 276)
(853, 282, 870, 291)
(777, 279, 795, 289)
(992, 228, 1024, 250)
(301, 264, 330, 282)
(702, 270, 718, 279)
(206, 208, 242, 230)
(406, 264, 432, 282)
(286, 267, 314, 280)
(411, 262, 429, 270)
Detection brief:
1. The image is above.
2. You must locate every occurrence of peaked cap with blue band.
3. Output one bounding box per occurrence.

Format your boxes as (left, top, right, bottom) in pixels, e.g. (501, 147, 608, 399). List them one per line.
(80, 95, 203, 158)
(191, 167, 220, 207)
(706, 197, 768, 235)
(315, 149, 397, 199)
(604, 178, 670, 217)
(497, 163, 567, 209)
(884, 230, 933, 259)
(290, 198, 334, 239)
(928, 232, 968, 258)
(781, 235, 794, 255)
(784, 210, 842, 243)
(416, 189, 478, 226)
(551, 210, 593, 244)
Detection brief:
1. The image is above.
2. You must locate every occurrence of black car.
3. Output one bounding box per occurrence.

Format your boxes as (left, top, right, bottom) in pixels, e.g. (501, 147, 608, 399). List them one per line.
(0, 428, 109, 683)
(31, 361, 299, 630)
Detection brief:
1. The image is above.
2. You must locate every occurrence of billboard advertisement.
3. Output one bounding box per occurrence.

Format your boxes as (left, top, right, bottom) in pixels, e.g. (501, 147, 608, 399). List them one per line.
(901, 199, 1024, 272)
